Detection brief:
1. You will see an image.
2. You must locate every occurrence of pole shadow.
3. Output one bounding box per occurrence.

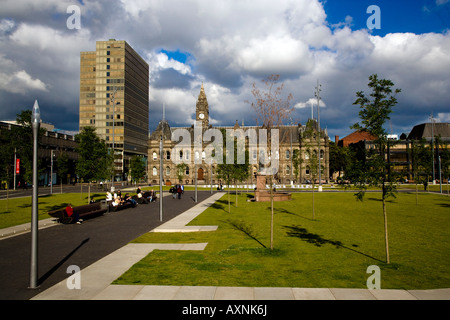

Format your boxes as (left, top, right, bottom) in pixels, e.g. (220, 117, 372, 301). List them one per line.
(37, 238, 90, 286)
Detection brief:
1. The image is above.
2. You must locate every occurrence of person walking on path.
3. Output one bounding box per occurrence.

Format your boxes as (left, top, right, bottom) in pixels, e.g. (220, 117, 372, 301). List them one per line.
(177, 184, 183, 199)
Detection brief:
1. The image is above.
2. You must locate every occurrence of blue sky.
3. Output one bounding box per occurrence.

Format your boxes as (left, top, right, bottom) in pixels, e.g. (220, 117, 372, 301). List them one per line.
(0, 0, 449, 138)
(325, 0, 450, 35)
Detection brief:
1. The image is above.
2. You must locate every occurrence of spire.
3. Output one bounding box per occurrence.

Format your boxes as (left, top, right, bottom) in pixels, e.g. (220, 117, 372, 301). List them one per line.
(198, 82, 206, 100)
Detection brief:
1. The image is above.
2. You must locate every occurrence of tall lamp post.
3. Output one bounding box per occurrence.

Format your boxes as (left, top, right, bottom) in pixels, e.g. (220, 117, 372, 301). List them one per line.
(30, 100, 40, 289)
(315, 80, 323, 192)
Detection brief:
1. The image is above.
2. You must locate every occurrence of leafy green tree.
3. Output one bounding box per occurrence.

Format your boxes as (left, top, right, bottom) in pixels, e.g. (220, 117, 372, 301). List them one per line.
(130, 156, 146, 184)
(411, 139, 433, 204)
(350, 74, 401, 264)
(216, 129, 250, 212)
(176, 163, 187, 183)
(75, 126, 112, 202)
(57, 151, 69, 193)
(329, 141, 351, 182)
(10, 110, 46, 185)
(0, 127, 14, 210)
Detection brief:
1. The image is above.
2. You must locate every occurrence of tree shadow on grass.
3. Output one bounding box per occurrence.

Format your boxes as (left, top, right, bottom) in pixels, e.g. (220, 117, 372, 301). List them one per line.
(283, 225, 384, 263)
(210, 200, 229, 213)
(226, 219, 266, 248)
(274, 208, 315, 221)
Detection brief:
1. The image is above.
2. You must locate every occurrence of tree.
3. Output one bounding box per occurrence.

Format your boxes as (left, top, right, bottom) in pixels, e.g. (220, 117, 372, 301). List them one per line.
(10, 110, 46, 185)
(292, 149, 302, 183)
(57, 151, 69, 194)
(176, 163, 187, 183)
(411, 139, 433, 204)
(130, 156, 146, 184)
(350, 74, 401, 264)
(247, 74, 294, 250)
(0, 127, 14, 210)
(216, 129, 250, 212)
(329, 141, 351, 182)
(75, 127, 112, 203)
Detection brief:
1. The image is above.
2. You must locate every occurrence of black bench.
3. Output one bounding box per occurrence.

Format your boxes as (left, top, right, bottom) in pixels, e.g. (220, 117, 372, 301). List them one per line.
(108, 201, 134, 212)
(48, 201, 108, 224)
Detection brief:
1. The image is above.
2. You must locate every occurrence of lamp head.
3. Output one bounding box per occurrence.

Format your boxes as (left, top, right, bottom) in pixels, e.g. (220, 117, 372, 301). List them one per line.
(32, 100, 41, 124)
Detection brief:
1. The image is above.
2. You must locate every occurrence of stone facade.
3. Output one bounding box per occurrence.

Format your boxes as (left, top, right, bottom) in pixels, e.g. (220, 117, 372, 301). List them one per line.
(147, 85, 330, 185)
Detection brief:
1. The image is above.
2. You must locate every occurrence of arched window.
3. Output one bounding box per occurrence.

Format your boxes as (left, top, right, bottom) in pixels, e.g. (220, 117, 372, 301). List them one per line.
(286, 165, 291, 175)
(185, 166, 190, 175)
(166, 151, 171, 160)
(166, 166, 171, 176)
(179, 151, 183, 161)
(152, 167, 157, 176)
(285, 150, 290, 159)
(305, 151, 310, 160)
(320, 149, 324, 159)
(306, 166, 310, 175)
(152, 152, 157, 161)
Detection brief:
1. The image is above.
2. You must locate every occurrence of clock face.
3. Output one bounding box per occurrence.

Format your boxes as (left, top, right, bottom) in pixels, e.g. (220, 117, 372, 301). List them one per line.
(199, 113, 205, 119)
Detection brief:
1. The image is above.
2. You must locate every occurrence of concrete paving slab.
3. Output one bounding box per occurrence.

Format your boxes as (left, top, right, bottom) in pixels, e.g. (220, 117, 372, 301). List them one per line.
(254, 287, 294, 300)
(214, 287, 254, 300)
(32, 242, 209, 300)
(174, 286, 217, 300)
(292, 288, 336, 300)
(330, 288, 377, 300)
(369, 289, 417, 300)
(151, 192, 222, 233)
(134, 285, 181, 300)
(408, 288, 450, 300)
(93, 285, 145, 300)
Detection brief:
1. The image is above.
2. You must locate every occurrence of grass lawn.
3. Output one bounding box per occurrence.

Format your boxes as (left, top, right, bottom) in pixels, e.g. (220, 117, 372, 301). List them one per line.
(0, 192, 106, 229)
(114, 191, 450, 290)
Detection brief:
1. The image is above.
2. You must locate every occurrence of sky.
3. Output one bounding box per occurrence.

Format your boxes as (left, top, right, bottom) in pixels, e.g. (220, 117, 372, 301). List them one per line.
(0, 0, 449, 139)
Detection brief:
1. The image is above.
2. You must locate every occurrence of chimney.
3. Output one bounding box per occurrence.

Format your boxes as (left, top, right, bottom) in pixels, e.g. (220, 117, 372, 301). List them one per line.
(335, 135, 339, 144)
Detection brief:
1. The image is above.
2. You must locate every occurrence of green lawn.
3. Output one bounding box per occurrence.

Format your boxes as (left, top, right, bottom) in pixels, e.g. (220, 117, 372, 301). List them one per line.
(114, 191, 450, 290)
(0, 192, 106, 229)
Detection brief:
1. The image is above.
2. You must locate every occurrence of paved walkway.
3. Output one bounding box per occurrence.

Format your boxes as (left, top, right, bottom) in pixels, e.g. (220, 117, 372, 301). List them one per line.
(5, 191, 449, 300)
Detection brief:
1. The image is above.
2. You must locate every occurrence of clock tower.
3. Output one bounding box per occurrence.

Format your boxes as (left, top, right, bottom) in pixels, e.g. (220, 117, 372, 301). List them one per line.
(195, 83, 209, 128)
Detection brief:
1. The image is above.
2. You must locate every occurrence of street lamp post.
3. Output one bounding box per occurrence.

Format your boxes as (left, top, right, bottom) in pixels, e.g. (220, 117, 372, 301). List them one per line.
(315, 80, 323, 192)
(159, 134, 163, 221)
(30, 100, 40, 289)
(50, 150, 54, 195)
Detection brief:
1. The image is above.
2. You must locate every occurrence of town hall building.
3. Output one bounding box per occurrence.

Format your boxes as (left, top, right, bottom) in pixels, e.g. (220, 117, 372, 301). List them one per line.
(147, 84, 330, 186)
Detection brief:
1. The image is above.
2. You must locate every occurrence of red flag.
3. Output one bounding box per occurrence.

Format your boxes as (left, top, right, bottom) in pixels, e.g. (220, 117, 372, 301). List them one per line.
(16, 159, 20, 174)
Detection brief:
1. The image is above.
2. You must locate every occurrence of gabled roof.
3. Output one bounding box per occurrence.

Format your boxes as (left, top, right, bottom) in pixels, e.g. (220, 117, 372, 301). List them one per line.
(408, 123, 450, 141)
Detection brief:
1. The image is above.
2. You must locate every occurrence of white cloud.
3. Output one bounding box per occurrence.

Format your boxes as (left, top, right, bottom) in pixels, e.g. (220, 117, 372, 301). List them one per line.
(436, 113, 450, 123)
(0, 0, 449, 136)
(0, 69, 47, 94)
(295, 98, 326, 109)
